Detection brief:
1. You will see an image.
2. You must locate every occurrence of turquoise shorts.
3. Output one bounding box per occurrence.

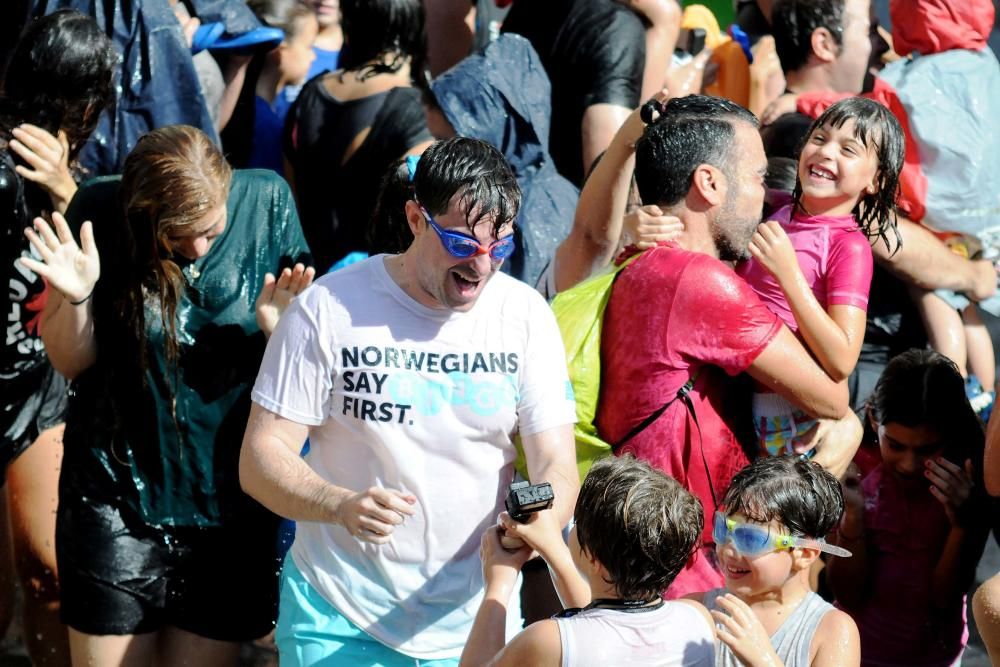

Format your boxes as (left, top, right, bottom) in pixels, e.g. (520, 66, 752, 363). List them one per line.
(276, 555, 460, 667)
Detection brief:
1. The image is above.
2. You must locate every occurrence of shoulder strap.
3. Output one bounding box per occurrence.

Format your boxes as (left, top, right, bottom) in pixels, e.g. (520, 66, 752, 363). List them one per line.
(612, 374, 697, 452)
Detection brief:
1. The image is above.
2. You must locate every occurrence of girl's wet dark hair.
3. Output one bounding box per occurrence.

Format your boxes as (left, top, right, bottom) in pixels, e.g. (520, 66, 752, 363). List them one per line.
(794, 96, 904, 254)
(368, 158, 415, 254)
(0, 10, 117, 163)
(575, 455, 704, 601)
(339, 0, 426, 85)
(723, 456, 845, 538)
(413, 138, 520, 239)
(868, 349, 985, 473)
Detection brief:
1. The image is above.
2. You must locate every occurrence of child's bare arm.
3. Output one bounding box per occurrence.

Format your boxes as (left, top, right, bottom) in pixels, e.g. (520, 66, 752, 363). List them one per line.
(461, 527, 534, 667)
(499, 511, 591, 609)
(812, 609, 861, 666)
(826, 466, 871, 609)
(749, 221, 865, 381)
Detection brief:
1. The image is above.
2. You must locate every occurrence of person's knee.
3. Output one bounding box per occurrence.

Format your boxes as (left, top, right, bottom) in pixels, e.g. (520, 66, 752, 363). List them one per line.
(973, 574, 1000, 651)
(12, 535, 59, 604)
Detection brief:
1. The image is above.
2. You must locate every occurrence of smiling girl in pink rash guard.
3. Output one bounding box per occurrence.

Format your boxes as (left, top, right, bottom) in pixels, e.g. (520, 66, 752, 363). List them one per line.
(736, 96, 904, 457)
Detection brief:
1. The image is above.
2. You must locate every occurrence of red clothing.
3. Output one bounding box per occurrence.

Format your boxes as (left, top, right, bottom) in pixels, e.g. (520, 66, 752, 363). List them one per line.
(596, 245, 781, 595)
(889, 0, 994, 56)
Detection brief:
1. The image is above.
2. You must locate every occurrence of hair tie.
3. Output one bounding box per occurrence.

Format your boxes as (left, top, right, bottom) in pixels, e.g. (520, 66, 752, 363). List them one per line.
(639, 99, 669, 126)
(405, 155, 421, 182)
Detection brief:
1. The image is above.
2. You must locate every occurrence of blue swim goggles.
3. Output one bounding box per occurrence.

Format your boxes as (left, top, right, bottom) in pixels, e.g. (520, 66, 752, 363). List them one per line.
(713, 512, 852, 558)
(420, 206, 516, 262)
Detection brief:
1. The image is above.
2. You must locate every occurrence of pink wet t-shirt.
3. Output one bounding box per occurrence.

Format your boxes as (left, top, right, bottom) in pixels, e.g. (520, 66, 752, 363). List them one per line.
(736, 204, 874, 331)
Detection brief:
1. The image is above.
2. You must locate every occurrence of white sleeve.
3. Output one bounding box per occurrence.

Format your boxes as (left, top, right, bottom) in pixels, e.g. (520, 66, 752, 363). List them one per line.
(251, 288, 336, 426)
(516, 292, 577, 436)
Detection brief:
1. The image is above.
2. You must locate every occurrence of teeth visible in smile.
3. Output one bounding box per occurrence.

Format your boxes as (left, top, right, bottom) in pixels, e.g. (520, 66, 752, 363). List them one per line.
(810, 165, 836, 180)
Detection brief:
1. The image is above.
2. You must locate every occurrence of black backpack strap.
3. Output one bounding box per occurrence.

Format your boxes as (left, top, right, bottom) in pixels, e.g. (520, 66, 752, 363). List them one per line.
(612, 374, 698, 452)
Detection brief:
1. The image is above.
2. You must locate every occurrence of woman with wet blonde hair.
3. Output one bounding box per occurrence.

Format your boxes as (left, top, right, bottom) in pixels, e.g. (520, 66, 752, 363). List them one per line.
(20, 124, 313, 665)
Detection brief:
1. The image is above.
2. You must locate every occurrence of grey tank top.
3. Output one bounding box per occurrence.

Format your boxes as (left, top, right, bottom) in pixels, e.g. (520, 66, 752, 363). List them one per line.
(704, 589, 834, 667)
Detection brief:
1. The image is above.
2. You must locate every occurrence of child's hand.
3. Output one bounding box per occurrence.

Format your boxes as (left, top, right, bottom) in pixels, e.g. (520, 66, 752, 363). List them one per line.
(498, 509, 565, 564)
(623, 205, 684, 249)
(841, 463, 865, 513)
(480, 525, 533, 596)
(748, 220, 799, 284)
(926, 458, 977, 528)
(711, 593, 783, 667)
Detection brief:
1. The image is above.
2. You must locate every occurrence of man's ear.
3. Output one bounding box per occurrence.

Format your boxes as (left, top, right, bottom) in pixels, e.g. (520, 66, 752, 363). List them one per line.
(810, 27, 840, 64)
(691, 163, 726, 207)
(404, 199, 426, 236)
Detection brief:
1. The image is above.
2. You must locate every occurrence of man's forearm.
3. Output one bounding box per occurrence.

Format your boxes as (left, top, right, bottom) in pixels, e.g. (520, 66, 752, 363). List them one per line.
(524, 425, 580, 527)
(239, 405, 348, 523)
(875, 217, 996, 297)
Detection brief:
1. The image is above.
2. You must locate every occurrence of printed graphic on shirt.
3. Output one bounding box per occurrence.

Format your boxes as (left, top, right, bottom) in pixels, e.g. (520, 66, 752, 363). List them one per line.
(4, 246, 47, 375)
(339, 345, 520, 425)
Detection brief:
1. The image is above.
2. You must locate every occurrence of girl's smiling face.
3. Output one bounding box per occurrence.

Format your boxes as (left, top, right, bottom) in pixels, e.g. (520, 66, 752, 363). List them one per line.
(797, 117, 881, 217)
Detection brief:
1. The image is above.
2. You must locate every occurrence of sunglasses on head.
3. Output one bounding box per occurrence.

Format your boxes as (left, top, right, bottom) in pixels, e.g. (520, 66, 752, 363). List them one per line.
(419, 206, 516, 262)
(712, 512, 852, 558)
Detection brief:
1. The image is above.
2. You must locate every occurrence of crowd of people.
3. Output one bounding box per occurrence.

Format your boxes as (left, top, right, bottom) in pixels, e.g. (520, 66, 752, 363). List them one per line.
(3, 0, 1000, 666)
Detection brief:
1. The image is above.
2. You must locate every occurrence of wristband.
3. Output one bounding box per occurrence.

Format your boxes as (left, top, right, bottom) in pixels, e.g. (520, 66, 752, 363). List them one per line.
(69, 288, 94, 306)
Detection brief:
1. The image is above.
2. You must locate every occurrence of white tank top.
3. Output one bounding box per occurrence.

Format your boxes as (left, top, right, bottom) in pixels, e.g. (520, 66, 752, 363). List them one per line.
(555, 600, 715, 667)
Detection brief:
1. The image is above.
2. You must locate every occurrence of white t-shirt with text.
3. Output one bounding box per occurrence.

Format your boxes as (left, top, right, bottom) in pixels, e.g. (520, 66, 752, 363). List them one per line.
(252, 256, 576, 659)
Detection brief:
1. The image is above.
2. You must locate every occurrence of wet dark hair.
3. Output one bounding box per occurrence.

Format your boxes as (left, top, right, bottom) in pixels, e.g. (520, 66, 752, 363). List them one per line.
(794, 96, 903, 253)
(635, 95, 758, 208)
(339, 0, 426, 84)
(368, 158, 415, 254)
(574, 455, 704, 601)
(868, 349, 985, 472)
(0, 10, 117, 163)
(771, 0, 845, 74)
(723, 456, 844, 538)
(413, 137, 520, 239)
(766, 156, 798, 193)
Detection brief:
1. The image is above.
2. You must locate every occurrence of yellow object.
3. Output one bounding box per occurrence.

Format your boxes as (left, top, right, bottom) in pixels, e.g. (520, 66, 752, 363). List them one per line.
(681, 4, 728, 50)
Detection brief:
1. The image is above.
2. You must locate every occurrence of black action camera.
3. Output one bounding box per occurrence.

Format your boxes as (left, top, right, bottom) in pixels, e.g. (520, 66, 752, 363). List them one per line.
(505, 481, 554, 523)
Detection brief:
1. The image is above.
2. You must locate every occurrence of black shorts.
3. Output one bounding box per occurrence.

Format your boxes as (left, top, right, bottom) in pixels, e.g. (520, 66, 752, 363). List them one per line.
(57, 495, 281, 641)
(1, 363, 67, 484)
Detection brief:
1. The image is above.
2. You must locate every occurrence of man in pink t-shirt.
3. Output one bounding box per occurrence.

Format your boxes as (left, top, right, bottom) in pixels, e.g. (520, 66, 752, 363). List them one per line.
(596, 95, 852, 597)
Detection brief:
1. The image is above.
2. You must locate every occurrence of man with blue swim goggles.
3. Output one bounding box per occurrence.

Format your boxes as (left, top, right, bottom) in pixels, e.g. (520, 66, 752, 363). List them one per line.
(713, 512, 852, 558)
(419, 205, 516, 262)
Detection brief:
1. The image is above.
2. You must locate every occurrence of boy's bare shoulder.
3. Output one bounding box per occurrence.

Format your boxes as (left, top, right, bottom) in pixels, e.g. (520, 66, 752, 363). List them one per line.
(811, 607, 860, 667)
(489, 619, 562, 667)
